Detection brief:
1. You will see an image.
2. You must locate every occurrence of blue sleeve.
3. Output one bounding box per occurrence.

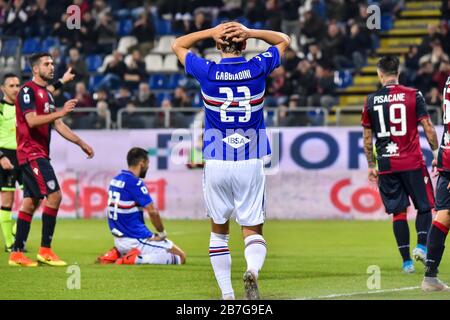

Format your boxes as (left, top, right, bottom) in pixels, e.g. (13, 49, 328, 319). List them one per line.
(251, 46, 281, 76)
(185, 51, 210, 82)
(18, 86, 36, 114)
(129, 179, 153, 208)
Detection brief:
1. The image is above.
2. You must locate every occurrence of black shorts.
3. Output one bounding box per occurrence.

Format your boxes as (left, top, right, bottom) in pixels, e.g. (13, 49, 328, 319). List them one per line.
(21, 158, 60, 199)
(378, 167, 435, 214)
(435, 171, 450, 211)
(0, 148, 23, 192)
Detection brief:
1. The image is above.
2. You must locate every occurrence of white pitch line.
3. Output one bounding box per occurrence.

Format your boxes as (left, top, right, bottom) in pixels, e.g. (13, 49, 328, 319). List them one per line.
(297, 286, 421, 300)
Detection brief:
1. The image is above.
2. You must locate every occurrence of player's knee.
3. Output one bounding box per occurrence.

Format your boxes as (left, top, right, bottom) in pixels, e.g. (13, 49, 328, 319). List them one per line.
(46, 191, 62, 207)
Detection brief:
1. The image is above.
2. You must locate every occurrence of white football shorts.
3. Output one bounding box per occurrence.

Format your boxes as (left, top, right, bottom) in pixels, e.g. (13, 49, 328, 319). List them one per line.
(114, 237, 173, 256)
(203, 158, 266, 226)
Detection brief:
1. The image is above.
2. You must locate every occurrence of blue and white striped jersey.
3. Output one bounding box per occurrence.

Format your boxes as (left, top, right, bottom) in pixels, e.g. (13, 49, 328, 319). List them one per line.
(185, 46, 281, 161)
(107, 170, 153, 239)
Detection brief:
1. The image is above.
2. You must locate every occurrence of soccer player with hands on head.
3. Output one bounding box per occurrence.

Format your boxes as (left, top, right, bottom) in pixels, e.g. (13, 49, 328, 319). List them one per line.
(172, 22, 290, 299)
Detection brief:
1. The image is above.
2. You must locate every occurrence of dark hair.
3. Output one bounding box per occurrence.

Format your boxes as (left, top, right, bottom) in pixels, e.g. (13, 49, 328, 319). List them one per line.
(219, 38, 245, 54)
(28, 52, 52, 68)
(377, 56, 400, 76)
(127, 147, 149, 167)
(2, 73, 19, 84)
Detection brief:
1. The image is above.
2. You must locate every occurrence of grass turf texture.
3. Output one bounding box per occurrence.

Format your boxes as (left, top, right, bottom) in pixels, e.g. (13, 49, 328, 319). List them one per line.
(0, 219, 449, 300)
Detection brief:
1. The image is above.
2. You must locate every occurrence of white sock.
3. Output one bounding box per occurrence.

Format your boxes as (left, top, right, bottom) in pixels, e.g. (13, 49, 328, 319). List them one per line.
(209, 232, 234, 299)
(244, 234, 267, 279)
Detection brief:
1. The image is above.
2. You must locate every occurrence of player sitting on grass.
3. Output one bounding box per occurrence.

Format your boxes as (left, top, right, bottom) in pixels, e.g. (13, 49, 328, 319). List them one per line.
(97, 147, 186, 265)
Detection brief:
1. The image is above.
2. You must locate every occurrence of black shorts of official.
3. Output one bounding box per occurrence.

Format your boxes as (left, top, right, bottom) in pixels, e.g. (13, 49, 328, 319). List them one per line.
(378, 167, 435, 214)
(435, 171, 450, 211)
(0, 148, 23, 192)
(20, 158, 60, 199)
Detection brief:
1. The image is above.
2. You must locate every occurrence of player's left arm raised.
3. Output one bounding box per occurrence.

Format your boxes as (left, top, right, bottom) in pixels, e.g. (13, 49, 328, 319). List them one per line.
(53, 119, 94, 158)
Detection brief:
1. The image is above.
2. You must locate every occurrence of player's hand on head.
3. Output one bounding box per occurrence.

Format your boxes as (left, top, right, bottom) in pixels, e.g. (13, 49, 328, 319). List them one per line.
(223, 22, 250, 43)
(62, 99, 77, 115)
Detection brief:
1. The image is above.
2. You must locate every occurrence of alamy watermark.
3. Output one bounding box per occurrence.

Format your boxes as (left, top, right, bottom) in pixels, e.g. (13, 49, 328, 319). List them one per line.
(366, 5, 381, 30)
(66, 264, 81, 290)
(367, 265, 381, 290)
(66, 5, 81, 30)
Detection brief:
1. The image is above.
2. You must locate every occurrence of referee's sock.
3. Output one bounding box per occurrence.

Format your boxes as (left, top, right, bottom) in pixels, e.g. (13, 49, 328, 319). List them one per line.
(416, 210, 432, 247)
(393, 212, 411, 262)
(0, 206, 14, 248)
(41, 206, 58, 248)
(425, 221, 449, 277)
(12, 211, 33, 252)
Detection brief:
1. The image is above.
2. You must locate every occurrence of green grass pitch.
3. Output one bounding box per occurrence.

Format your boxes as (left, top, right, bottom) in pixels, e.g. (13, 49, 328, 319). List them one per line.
(0, 219, 449, 300)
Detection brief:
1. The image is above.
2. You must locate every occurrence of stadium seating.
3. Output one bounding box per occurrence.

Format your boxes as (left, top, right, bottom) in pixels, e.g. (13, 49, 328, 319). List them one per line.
(152, 36, 176, 54)
(162, 54, 179, 72)
(155, 18, 172, 36)
(1, 38, 19, 57)
(41, 37, 59, 52)
(22, 38, 41, 55)
(86, 55, 103, 72)
(117, 36, 138, 54)
(149, 74, 169, 90)
(145, 54, 163, 72)
(117, 19, 133, 37)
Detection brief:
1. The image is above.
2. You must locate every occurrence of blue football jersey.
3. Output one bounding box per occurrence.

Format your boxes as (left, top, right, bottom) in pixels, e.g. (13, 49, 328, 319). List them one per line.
(107, 170, 153, 239)
(185, 46, 281, 161)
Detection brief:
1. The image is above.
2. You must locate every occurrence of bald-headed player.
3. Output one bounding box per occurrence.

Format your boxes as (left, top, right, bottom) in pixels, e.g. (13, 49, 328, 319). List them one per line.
(9, 53, 94, 267)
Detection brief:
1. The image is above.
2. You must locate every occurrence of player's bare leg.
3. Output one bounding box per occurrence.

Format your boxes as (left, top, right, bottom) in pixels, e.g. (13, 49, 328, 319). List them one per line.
(9, 197, 39, 266)
(36, 190, 67, 266)
(0, 190, 15, 251)
(242, 224, 266, 300)
(422, 210, 450, 292)
(210, 220, 234, 300)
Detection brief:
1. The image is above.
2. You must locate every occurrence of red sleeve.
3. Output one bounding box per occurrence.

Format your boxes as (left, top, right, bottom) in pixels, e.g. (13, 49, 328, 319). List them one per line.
(361, 98, 371, 128)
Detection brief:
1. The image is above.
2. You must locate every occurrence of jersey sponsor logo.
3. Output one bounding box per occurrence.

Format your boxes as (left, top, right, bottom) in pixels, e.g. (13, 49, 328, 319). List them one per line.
(222, 133, 251, 149)
(373, 93, 405, 104)
(382, 141, 400, 157)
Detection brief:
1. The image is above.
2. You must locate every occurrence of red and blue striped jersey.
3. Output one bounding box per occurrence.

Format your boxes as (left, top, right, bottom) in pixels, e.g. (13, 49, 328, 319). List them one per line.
(107, 170, 153, 239)
(185, 46, 281, 161)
